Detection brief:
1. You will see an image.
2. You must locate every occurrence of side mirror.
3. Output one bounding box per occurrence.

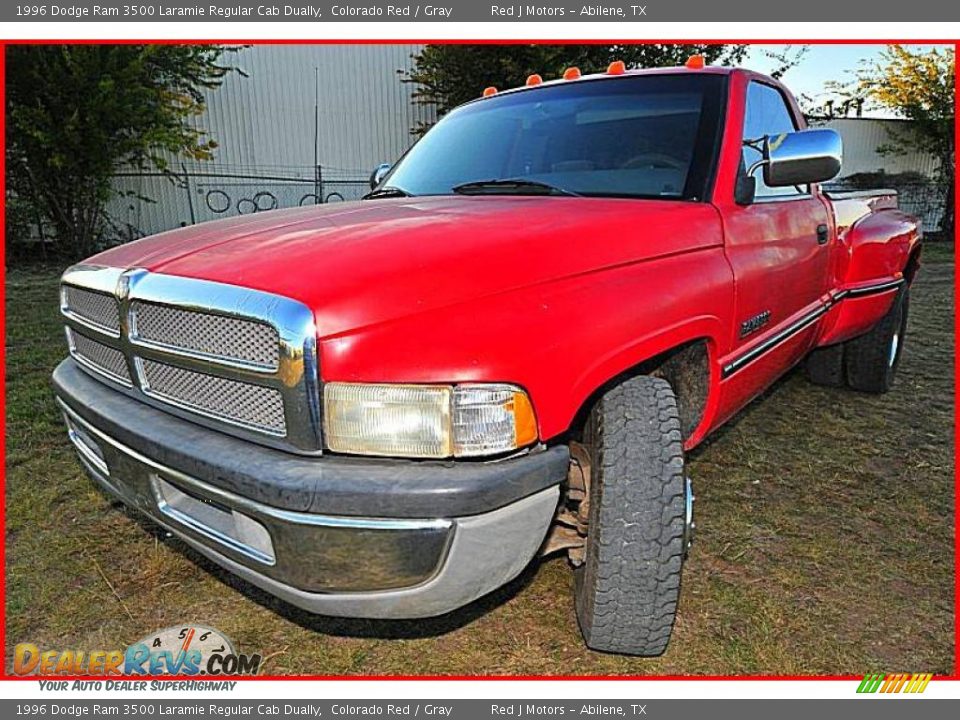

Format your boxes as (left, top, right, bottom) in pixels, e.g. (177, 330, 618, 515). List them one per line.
(757, 129, 843, 187)
(369, 163, 391, 190)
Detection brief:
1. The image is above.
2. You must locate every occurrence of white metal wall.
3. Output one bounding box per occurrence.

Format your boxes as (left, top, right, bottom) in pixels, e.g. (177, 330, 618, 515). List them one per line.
(187, 44, 433, 172)
(815, 118, 942, 179)
(107, 44, 434, 239)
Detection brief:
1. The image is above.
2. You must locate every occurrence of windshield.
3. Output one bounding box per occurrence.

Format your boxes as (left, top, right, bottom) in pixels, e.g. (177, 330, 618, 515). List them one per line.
(383, 73, 727, 201)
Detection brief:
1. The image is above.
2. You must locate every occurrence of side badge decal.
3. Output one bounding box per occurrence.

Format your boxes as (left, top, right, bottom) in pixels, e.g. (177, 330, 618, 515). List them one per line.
(739, 310, 772, 339)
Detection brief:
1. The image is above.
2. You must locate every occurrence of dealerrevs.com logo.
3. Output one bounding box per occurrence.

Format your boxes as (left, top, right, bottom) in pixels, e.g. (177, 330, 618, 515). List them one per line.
(13, 625, 261, 676)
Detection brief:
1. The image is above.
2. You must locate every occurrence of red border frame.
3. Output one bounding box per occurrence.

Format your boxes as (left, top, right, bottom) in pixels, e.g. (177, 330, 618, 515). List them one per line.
(0, 38, 957, 683)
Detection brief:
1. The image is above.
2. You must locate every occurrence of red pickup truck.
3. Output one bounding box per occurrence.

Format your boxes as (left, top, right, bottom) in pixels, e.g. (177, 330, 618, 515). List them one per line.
(53, 62, 921, 657)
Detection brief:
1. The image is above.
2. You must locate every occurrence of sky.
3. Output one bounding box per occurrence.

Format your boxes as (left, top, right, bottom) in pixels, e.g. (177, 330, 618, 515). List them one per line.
(742, 44, 951, 118)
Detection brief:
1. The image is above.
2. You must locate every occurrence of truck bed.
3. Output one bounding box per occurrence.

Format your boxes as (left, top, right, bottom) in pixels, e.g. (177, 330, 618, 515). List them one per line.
(824, 188, 900, 235)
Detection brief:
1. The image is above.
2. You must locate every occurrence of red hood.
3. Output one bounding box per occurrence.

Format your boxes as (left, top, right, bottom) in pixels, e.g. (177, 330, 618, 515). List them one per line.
(89, 196, 721, 337)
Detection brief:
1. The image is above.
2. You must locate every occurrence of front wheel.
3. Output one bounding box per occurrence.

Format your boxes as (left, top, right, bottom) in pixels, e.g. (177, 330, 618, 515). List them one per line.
(574, 375, 687, 656)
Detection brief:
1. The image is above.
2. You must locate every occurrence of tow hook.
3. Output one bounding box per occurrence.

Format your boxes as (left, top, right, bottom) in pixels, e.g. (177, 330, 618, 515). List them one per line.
(683, 476, 696, 557)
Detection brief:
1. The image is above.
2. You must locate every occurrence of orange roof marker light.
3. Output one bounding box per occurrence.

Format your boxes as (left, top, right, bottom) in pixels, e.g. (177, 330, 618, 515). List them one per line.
(563, 67, 581, 80)
(482, 86, 498, 97)
(607, 60, 626, 75)
(685, 54, 706, 69)
(526, 74, 543, 86)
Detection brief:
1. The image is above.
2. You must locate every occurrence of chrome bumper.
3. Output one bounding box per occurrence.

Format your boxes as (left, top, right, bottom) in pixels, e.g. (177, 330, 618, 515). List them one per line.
(57, 399, 560, 619)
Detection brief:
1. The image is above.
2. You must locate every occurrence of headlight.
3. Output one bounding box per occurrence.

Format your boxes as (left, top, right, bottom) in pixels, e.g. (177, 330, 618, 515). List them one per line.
(323, 382, 538, 458)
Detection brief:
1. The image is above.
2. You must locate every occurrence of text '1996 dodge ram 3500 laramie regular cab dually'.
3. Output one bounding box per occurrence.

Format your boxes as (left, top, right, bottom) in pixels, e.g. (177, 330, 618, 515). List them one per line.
(53, 59, 921, 657)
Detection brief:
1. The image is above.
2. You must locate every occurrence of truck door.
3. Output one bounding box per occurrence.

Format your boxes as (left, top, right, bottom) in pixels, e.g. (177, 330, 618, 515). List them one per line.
(720, 80, 833, 407)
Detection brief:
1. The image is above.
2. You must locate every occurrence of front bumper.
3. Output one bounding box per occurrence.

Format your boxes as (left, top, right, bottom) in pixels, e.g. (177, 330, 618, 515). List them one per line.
(53, 359, 567, 619)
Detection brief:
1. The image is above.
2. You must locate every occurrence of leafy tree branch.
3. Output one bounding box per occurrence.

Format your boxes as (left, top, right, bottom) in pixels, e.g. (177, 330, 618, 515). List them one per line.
(6, 44, 241, 260)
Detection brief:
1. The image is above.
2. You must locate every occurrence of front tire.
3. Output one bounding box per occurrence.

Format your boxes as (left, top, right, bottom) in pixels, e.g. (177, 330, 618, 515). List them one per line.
(845, 287, 909, 393)
(574, 376, 686, 656)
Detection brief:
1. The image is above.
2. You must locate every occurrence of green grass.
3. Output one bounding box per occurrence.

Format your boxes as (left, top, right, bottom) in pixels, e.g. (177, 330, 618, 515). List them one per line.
(921, 240, 954, 266)
(4, 251, 955, 675)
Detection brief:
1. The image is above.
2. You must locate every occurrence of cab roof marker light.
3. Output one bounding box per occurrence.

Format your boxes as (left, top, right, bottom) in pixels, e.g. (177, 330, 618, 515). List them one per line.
(607, 60, 626, 75)
(526, 74, 543, 86)
(482, 86, 498, 97)
(563, 67, 581, 80)
(685, 54, 706, 69)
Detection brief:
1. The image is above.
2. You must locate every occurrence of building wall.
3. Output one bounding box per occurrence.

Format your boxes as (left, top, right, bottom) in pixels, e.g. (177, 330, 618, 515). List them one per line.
(108, 44, 434, 240)
(814, 118, 942, 179)
(185, 44, 433, 172)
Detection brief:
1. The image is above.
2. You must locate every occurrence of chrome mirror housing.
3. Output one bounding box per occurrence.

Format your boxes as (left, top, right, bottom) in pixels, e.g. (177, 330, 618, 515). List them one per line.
(758, 129, 843, 187)
(369, 163, 392, 190)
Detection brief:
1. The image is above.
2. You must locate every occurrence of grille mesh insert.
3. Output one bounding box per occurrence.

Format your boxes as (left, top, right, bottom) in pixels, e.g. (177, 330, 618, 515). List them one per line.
(69, 330, 131, 384)
(58, 271, 319, 450)
(139, 359, 286, 435)
(63, 286, 120, 333)
(131, 301, 280, 370)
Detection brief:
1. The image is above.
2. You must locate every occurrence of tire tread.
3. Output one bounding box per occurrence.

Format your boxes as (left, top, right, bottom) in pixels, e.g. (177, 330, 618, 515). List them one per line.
(575, 376, 685, 656)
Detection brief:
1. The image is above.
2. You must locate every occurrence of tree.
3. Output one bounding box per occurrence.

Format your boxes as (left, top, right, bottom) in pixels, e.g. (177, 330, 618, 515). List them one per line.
(832, 45, 955, 236)
(760, 45, 810, 81)
(5, 45, 239, 259)
(401, 44, 748, 134)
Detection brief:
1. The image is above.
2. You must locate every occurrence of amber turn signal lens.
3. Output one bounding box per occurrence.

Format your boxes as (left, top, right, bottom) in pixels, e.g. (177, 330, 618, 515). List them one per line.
(563, 67, 581, 80)
(511, 391, 539, 448)
(607, 60, 626, 75)
(526, 73, 543, 86)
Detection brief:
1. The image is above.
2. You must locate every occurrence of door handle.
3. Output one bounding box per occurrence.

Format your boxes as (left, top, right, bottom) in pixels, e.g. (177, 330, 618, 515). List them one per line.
(816, 224, 829, 245)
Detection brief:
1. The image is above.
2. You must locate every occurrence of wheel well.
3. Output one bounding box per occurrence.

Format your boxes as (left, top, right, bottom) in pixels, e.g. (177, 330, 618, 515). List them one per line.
(568, 338, 711, 442)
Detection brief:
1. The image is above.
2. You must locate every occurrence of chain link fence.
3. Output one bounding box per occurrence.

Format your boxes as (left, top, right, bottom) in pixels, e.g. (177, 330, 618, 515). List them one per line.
(104, 164, 959, 241)
(10, 166, 953, 260)
(106, 164, 371, 244)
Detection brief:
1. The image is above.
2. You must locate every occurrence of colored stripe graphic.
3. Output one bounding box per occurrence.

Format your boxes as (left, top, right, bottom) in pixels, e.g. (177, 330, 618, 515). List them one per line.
(857, 673, 932, 694)
(908, 674, 933, 693)
(856, 673, 885, 693)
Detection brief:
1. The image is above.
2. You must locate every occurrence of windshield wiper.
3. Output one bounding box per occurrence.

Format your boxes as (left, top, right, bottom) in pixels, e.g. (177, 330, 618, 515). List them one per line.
(452, 179, 580, 197)
(362, 186, 413, 200)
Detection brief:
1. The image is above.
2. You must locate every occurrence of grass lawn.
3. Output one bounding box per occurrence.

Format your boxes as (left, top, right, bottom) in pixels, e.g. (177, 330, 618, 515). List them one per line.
(4, 249, 955, 675)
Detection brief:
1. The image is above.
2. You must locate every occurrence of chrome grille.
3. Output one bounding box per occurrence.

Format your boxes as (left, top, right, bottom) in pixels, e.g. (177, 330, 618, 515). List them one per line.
(62, 285, 120, 335)
(67, 328, 132, 385)
(138, 359, 286, 435)
(131, 301, 280, 370)
(60, 266, 321, 453)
